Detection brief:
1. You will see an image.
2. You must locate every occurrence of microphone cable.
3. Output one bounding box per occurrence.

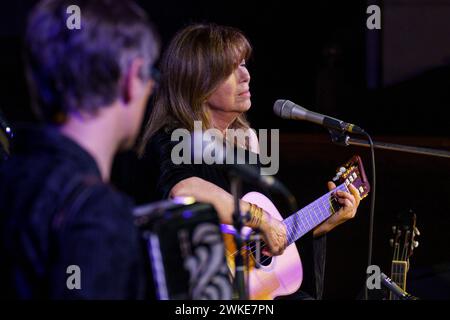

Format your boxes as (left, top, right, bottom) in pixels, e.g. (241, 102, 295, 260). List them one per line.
(364, 132, 376, 300)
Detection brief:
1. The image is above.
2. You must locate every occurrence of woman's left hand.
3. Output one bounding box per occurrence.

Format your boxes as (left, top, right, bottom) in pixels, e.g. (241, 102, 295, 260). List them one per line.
(313, 181, 361, 237)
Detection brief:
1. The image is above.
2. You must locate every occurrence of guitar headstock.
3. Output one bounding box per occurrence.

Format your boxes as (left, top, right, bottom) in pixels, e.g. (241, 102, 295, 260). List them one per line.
(332, 155, 371, 199)
(390, 209, 420, 262)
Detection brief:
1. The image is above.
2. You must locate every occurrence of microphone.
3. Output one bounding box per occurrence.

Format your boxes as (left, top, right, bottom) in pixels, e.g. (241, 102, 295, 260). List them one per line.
(227, 160, 292, 200)
(380, 273, 419, 300)
(221, 152, 298, 213)
(273, 99, 365, 134)
(191, 133, 297, 211)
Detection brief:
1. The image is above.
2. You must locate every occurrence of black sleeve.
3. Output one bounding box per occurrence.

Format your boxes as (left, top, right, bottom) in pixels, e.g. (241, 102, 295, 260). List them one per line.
(150, 131, 197, 199)
(49, 186, 147, 299)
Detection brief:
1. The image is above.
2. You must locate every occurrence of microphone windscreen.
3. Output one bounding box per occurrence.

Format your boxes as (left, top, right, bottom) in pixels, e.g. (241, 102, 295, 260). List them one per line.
(273, 99, 288, 118)
(273, 99, 300, 119)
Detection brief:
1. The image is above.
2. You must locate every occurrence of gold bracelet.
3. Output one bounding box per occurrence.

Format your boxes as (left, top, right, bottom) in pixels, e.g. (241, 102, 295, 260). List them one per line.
(248, 203, 263, 228)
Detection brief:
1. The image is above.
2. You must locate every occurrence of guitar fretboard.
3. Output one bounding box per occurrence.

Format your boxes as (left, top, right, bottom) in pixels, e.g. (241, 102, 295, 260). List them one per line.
(284, 183, 349, 245)
(390, 261, 408, 300)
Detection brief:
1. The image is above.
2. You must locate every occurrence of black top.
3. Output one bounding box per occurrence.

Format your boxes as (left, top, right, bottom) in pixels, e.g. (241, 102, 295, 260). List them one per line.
(149, 128, 264, 199)
(0, 126, 148, 299)
(112, 128, 265, 204)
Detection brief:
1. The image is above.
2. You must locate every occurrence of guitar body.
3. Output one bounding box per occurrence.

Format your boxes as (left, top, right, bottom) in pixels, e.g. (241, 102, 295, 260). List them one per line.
(223, 191, 303, 300)
(221, 155, 371, 300)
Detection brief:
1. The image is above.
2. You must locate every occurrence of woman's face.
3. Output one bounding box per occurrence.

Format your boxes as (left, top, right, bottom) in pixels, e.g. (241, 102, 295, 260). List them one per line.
(206, 60, 251, 115)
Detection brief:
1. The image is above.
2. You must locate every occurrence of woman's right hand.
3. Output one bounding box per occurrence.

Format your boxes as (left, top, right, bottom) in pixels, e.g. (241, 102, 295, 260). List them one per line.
(171, 179, 288, 256)
(258, 211, 288, 256)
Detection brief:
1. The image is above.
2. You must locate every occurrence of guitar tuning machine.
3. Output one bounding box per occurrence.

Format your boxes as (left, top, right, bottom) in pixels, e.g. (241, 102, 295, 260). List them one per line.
(332, 167, 348, 182)
(392, 226, 397, 234)
(413, 241, 419, 248)
(414, 227, 421, 236)
(389, 239, 394, 247)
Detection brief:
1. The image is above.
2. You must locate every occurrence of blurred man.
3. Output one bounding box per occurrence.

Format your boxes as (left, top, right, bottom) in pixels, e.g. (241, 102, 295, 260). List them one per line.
(0, 0, 159, 299)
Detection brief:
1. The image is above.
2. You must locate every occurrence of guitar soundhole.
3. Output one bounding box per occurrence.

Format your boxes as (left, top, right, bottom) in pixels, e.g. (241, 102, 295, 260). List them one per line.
(248, 241, 272, 267)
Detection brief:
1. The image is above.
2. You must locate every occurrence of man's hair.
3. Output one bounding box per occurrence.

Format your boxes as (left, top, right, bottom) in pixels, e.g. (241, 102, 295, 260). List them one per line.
(24, 0, 159, 123)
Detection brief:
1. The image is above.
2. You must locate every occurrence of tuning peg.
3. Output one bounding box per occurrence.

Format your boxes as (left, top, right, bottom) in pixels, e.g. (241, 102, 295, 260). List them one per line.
(414, 227, 421, 236)
(389, 239, 394, 247)
(333, 169, 347, 182)
(413, 241, 419, 248)
(392, 226, 397, 234)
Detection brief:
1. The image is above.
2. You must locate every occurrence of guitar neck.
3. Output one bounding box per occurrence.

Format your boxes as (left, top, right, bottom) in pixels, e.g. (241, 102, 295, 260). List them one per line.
(284, 183, 349, 245)
(390, 261, 408, 300)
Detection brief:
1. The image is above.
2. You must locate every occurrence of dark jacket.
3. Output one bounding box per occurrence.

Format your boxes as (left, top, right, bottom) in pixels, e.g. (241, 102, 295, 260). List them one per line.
(0, 125, 148, 299)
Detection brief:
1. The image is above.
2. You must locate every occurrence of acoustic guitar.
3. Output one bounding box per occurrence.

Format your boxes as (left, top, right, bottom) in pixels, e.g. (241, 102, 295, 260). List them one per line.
(389, 209, 420, 300)
(223, 155, 371, 299)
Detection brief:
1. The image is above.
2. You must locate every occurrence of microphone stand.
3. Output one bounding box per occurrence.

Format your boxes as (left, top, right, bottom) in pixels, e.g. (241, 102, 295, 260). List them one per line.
(229, 172, 248, 300)
(329, 129, 376, 301)
(381, 273, 419, 300)
(329, 129, 449, 300)
(329, 130, 450, 159)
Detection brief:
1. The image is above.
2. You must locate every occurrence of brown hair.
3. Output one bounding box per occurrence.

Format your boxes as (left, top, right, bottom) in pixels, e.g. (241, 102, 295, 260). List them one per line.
(138, 23, 252, 155)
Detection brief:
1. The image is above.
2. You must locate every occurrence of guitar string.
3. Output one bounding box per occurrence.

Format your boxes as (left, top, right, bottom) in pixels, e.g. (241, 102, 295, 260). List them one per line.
(227, 190, 347, 266)
(391, 240, 400, 299)
(400, 232, 410, 289)
(227, 194, 342, 261)
(256, 195, 343, 266)
(245, 183, 348, 257)
(402, 232, 409, 262)
(392, 259, 405, 292)
(392, 229, 411, 293)
(395, 232, 408, 287)
(393, 245, 399, 294)
(227, 184, 348, 263)
(393, 238, 400, 288)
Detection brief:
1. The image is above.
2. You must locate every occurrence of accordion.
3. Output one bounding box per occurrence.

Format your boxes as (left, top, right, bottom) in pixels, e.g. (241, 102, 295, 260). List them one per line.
(133, 197, 232, 300)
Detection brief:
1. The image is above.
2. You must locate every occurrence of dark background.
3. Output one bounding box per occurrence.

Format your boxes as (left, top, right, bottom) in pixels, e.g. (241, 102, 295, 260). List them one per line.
(1, 0, 449, 299)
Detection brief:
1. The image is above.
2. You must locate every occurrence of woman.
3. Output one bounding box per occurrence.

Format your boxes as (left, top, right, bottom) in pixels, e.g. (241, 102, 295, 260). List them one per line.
(139, 24, 360, 298)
